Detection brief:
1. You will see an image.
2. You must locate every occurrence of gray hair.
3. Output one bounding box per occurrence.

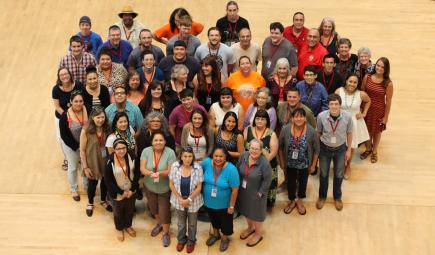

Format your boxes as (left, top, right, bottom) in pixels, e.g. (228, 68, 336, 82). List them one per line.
(170, 64, 189, 80)
(249, 138, 264, 150)
(318, 17, 336, 35)
(357, 47, 372, 58)
(271, 58, 290, 78)
(141, 112, 170, 136)
(255, 87, 272, 104)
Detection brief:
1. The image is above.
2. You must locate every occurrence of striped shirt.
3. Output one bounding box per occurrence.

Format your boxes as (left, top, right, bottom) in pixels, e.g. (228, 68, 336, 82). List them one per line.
(169, 161, 204, 213)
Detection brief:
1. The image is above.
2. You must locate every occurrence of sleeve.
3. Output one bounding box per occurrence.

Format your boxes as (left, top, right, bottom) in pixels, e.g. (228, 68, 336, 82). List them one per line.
(346, 114, 353, 133)
(191, 21, 204, 36)
(140, 147, 149, 161)
(154, 24, 170, 39)
(134, 106, 144, 130)
(194, 47, 201, 61)
(52, 86, 59, 100)
(268, 107, 277, 130)
(167, 148, 177, 165)
(181, 125, 189, 148)
(59, 113, 79, 151)
(96, 45, 103, 64)
(258, 158, 272, 195)
(104, 160, 124, 199)
(168, 163, 176, 181)
(287, 46, 298, 67)
(306, 109, 317, 128)
(94, 35, 103, 56)
(105, 134, 116, 148)
(228, 164, 240, 187)
(321, 88, 329, 112)
(316, 114, 323, 133)
(243, 104, 254, 129)
(197, 164, 204, 182)
(168, 108, 178, 125)
(255, 45, 262, 63)
(166, 40, 173, 56)
(206, 127, 215, 157)
(227, 46, 236, 65)
(99, 86, 111, 109)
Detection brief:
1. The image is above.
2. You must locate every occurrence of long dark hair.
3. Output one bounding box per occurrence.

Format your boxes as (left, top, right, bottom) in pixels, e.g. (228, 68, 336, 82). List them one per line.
(371, 57, 391, 88)
(221, 111, 240, 134)
(85, 107, 111, 135)
(111, 112, 130, 132)
(190, 109, 210, 150)
(138, 80, 166, 117)
(197, 55, 222, 94)
(169, 8, 191, 32)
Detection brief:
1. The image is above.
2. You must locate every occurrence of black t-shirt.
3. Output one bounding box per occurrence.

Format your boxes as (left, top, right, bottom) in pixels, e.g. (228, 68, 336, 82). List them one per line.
(316, 70, 344, 94)
(158, 56, 200, 82)
(216, 16, 250, 46)
(336, 54, 358, 78)
(51, 81, 84, 118)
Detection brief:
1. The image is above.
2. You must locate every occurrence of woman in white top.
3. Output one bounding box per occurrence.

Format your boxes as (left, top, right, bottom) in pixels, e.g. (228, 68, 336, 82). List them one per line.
(209, 87, 244, 133)
(335, 73, 371, 179)
(105, 112, 137, 158)
(104, 138, 140, 242)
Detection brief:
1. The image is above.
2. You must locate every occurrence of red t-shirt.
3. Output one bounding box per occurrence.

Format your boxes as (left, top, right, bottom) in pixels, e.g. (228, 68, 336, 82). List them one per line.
(283, 26, 309, 52)
(297, 42, 328, 80)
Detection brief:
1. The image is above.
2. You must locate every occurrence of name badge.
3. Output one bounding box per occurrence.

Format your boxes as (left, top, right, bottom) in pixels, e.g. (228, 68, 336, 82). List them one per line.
(241, 179, 247, 189)
(211, 187, 218, 197)
(206, 96, 212, 105)
(266, 60, 272, 69)
(292, 149, 299, 159)
(331, 136, 337, 144)
(153, 176, 160, 183)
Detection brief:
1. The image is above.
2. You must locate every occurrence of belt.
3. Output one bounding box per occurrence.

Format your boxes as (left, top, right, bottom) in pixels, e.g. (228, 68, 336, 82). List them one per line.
(320, 142, 346, 151)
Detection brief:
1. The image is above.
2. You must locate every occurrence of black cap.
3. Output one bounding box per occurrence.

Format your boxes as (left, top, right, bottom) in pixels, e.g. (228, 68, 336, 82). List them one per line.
(79, 16, 91, 25)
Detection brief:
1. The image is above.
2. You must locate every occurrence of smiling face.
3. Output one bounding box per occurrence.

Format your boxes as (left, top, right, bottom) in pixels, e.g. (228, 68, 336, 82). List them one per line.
(256, 91, 268, 108)
(303, 71, 317, 85)
(181, 151, 194, 166)
(220, 95, 233, 108)
(239, 57, 252, 74)
(139, 30, 153, 47)
(254, 116, 267, 128)
(328, 99, 341, 116)
(192, 112, 203, 129)
(323, 57, 336, 73)
(338, 44, 350, 58)
(122, 14, 134, 27)
(322, 21, 333, 35)
(59, 68, 72, 84)
(79, 22, 91, 35)
(86, 72, 98, 90)
(224, 115, 236, 131)
(239, 28, 251, 48)
(249, 141, 262, 159)
(71, 94, 84, 112)
(270, 28, 283, 44)
(109, 28, 121, 46)
(113, 87, 127, 104)
(173, 46, 187, 61)
(375, 60, 385, 75)
(181, 96, 194, 110)
(128, 74, 141, 90)
(212, 149, 226, 167)
(292, 112, 306, 127)
(201, 64, 212, 76)
(307, 29, 320, 48)
(114, 143, 127, 157)
(345, 75, 358, 93)
(116, 116, 129, 131)
(177, 69, 188, 83)
(277, 63, 289, 78)
(70, 41, 83, 57)
(99, 54, 112, 69)
(287, 91, 300, 107)
(359, 53, 370, 66)
(208, 29, 221, 47)
(149, 117, 162, 130)
(142, 53, 155, 68)
(92, 112, 106, 127)
(152, 133, 166, 151)
(151, 85, 162, 98)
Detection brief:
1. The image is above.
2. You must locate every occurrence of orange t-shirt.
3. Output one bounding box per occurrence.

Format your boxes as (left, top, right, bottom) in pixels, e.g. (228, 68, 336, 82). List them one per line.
(154, 21, 204, 40)
(227, 71, 266, 112)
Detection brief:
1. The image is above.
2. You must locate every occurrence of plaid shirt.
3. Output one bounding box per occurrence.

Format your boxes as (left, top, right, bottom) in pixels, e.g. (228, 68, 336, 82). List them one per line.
(59, 52, 97, 84)
(169, 161, 204, 212)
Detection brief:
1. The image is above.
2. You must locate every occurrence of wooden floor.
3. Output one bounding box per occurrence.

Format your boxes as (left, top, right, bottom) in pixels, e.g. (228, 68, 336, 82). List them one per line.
(1, 0, 435, 254)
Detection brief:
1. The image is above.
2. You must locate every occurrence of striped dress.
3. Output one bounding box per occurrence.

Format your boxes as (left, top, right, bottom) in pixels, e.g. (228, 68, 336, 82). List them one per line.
(364, 75, 387, 134)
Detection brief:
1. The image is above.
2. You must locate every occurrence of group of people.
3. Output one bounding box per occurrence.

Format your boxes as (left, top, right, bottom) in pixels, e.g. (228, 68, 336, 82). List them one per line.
(51, 1, 394, 252)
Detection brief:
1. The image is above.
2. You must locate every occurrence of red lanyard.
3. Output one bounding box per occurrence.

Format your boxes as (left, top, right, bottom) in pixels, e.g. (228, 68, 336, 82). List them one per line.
(213, 163, 222, 186)
(228, 22, 237, 39)
(206, 82, 213, 96)
(144, 67, 155, 85)
(72, 110, 84, 126)
(254, 126, 266, 140)
(115, 154, 129, 178)
(329, 119, 340, 135)
(322, 71, 335, 92)
(96, 131, 105, 146)
(245, 163, 254, 178)
(192, 129, 202, 149)
(278, 78, 286, 101)
(153, 150, 162, 173)
(292, 125, 305, 147)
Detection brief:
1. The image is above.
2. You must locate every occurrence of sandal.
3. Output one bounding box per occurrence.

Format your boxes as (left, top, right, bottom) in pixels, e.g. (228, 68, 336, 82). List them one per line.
(344, 166, 351, 180)
(283, 200, 296, 214)
(360, 150, 372, 160)
(240, 229, 255, 240)
(296, 200, 306, 215)
(100, 201, 113, 212)
(371, 153, 378, 163)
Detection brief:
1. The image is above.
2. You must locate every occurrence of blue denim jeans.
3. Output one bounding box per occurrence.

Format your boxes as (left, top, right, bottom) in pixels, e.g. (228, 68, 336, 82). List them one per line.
(176, 209, 198, 245)
(319, 143, 346, 200)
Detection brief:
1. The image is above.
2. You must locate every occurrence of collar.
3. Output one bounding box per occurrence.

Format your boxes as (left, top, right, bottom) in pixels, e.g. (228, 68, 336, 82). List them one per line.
(326, 111, 342, 121)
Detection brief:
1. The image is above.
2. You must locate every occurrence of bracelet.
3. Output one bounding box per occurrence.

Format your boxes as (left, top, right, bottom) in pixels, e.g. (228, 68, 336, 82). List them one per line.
(229, 206, 234, 209)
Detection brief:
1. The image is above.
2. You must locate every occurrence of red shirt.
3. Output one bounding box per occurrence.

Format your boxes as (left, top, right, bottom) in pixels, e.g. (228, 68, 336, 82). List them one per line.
(297, 42, 328, 80)
(283, 25, 309, 52)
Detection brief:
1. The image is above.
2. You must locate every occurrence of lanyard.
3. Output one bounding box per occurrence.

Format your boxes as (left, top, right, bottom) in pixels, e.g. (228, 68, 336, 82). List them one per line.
(268, 41, 280, 60)
(254, 126, 266, 140)
(329, 119, 340, 135)
(80, 34, 91, 52)
(213, 163, 222, 186)
(72, 109, 84, 126)
(123, 25, 132, 40)
(115, 154, 129, 178)
(245, 163, 254, 178)
(206, 82, 213, 96)
(192, 129, 202, 149)
(322, 71, 335, 92)
(322, 34, 333, 47)
(208, 43, 220, 56)
(291, 124, 305, 147)
(144, 67, 155, 85)
(153, 150, 162, 173)
(228, 21, 237, 39)
(109, 42, 122, 61)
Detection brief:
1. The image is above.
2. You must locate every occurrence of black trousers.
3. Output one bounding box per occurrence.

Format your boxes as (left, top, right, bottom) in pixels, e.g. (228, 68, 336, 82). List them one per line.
(286, 167, 308, 200)
(112, 195, 136, 231)
(87, 178, 107, 204)
(206, 207, 233, 236)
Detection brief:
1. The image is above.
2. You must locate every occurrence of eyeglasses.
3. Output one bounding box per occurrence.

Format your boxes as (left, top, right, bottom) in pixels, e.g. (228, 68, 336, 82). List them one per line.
(149, 119, 161, 123)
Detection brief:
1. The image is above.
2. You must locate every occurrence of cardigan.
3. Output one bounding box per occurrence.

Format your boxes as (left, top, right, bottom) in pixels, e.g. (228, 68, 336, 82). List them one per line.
(104, 154, 140, 200)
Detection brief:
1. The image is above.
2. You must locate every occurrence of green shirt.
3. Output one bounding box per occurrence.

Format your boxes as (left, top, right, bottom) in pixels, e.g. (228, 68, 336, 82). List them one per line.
(140, 146, 176, 194)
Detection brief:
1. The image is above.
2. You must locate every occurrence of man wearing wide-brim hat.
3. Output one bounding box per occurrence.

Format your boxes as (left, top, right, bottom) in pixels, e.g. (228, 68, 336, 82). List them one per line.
(114, 5, 145, 48)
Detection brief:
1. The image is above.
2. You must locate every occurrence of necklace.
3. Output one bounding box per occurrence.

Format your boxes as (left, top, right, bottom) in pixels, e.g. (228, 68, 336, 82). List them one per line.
(343, 90, 356, 109)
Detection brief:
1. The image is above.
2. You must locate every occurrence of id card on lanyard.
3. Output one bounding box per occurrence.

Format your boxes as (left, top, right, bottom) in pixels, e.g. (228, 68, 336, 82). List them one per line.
(329, 119, 340, 144)
(211, 165, 222, 197)
(242, 163, 254, 189)
(291, 126, 304, 159)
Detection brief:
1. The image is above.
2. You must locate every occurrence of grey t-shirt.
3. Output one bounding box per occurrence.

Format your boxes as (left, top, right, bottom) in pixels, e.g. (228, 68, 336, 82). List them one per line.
(316, 110, 353, 147)
(261, 37, 297, 79)
(166, 35, 201, 57)
(195, 42, 235, 79)
(127, 45, 165, 69)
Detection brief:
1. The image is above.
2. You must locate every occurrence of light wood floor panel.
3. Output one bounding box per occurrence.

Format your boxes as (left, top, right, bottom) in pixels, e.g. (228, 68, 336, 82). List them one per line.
(1, 0, 434, 254)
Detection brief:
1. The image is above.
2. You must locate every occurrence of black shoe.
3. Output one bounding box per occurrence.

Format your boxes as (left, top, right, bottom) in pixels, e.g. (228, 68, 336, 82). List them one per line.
(206, 235, 221, 246)
(86, 204, 93, 217)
